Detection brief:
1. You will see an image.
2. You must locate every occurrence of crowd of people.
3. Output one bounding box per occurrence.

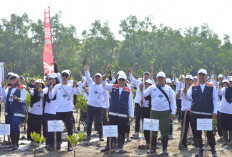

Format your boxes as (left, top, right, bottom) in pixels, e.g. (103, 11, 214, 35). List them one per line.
(1, 62, 232, 157)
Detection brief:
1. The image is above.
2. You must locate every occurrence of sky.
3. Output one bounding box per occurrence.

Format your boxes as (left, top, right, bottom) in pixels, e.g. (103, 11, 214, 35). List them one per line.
(1, 0, 232, 41)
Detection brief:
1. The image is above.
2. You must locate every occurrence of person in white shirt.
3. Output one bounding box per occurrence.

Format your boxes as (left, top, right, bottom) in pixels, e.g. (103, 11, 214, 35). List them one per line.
(27, 79, 45, 142)
(84, 66, 108, 141)
(218, 78, 232, 147)
(128, 66, 154, 138)
(176, 75, 193, 150)
(172, 72, 185, 122)
(49, 70, 80, 151)
(101, 72, 134, 153)
(1, 73, 27, 150)
(187, 69, 218, 157)
(144, 71, 176, 155)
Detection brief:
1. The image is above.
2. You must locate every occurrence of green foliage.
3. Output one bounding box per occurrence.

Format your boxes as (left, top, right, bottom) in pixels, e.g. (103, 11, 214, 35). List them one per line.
(25, 92, 31, 107)
(30, 131, 45, 145)
(67, 132, 86, 147)
(1, 13, 232, 79)
(75, 94, 87, 112)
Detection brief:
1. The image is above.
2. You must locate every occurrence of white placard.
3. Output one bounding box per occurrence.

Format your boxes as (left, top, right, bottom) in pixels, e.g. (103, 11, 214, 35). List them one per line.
(143, 118, 159, 131)
(103, 125, 118, 137)
(0, 62, 4, 84)
(197, 118, 212, 131)
(0, 124, 10, 135)
(48, 120, 63, 132)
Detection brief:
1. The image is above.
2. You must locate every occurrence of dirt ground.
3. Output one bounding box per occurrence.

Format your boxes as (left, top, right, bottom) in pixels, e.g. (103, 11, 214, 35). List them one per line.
(0, 109, 232, 157)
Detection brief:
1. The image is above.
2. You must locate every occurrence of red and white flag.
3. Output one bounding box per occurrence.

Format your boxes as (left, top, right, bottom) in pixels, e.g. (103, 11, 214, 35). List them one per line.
(43, 7, 54, 75)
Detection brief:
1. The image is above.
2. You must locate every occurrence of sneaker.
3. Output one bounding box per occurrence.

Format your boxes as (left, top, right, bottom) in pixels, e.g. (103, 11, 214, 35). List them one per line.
(179, 145, 187, 150)
(84, 136, 91, 141)
(68, 146, 73, 151)
(101, 146, 109, 152)
(12, 144, 18, 150)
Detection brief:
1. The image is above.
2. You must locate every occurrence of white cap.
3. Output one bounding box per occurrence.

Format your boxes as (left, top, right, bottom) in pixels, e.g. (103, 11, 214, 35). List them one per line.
(166, 78, 172, 84)
(180, 75, 185, 79)
(61, 70, 71, 76)
(10, 73, 19, 79)
(144, 71, 150, 75)
(198, 69, 207, 75)
(94, 73, 102, 77)
(229, 78, 232, 82)
(186, 75, 193, 80)
(35, 79, 44, 84)
(117, 71, 126, 75)
(145, 79, 153, 85)
(118, 73, 127, 80)
(223, 79, 229, 84)
(218, 74, 223, 79)
(156, 72, 166, 78)
(49, 73, 57, 78)
(193, 76, 198, 79)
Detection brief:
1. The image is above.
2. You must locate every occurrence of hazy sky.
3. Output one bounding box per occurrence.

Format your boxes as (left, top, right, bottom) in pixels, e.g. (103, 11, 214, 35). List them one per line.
(1, 0, 232, 40)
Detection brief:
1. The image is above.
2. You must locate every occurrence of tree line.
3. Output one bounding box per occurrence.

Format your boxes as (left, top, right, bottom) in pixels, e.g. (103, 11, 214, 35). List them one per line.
(1, 12, 232, 80)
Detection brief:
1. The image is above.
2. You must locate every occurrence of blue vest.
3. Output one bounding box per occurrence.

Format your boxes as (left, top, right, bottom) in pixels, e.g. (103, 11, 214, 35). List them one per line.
(5, 86, 26, 118)
(109, 84, 130, 117)
(191, 83, 214, 114)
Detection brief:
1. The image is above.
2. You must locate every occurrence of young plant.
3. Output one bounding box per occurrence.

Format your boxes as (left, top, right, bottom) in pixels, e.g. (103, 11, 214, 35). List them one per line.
(30, 132, 46, 157)
(67, 132, 86, 157)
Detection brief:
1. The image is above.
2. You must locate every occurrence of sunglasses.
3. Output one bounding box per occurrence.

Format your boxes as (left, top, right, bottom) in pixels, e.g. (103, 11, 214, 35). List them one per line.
(118, 78, 125, 81)
(10, 77, 16, 80)
(62, 73, 69, 77)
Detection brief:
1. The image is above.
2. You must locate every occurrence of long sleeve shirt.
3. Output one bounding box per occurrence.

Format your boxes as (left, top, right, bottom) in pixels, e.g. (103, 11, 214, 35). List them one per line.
(84, 70, 108, 108)
(1, 86, 26, 103)
(144, 84, 176, 114)
(218, 87, 232, 114)
(28, 89, 44, 115)
(49, 83, 80, 112)
(102, 81, 134, 118)
(173, 77, 185, 95)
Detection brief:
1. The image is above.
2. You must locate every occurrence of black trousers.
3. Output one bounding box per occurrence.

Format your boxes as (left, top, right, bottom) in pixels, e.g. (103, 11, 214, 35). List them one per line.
(56, 112, 73, 146)
(135, 103, 142, 132)
(190, 113, 215, 149)
(107, 115, 127, 149)
(27, 113, 42, 141)
(217, 111, 222, 136)
(176, 99, 182, 121)
(180, 111, 192, 146)
(142, 107, 151, 144)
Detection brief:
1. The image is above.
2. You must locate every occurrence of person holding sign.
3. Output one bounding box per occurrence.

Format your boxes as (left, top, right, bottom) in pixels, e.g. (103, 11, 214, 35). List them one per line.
(1, 73, 26, 150)
(27, 79, 45, 142)
(143, 71, 176, 155)
(49, 70, 81, 151)
(101, 71, 134, 153)
(218, 78, 232, 147)
(176, 74, 194, 150)
(187, 69, 218, 157)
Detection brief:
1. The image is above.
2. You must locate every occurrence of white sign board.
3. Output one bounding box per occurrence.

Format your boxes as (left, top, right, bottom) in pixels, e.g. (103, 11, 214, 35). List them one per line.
(0, 62, 4, 85)
(143, 118, 159, 131)
(197, 118, 212, 131)
(103, 125, 118, 137)
(0, 124, 10, 135)
(48, 120, 63, 132)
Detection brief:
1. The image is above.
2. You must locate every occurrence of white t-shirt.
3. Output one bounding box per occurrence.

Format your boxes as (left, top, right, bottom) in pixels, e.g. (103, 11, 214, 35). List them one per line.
(43, 87, 57, 115)
(28, 89, 44, 115)
(218, 87, 232, 114)
(49, 83, 80, 112)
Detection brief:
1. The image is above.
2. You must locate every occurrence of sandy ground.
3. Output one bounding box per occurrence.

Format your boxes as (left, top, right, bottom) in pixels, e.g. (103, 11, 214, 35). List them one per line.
(0, 108, 232, 157)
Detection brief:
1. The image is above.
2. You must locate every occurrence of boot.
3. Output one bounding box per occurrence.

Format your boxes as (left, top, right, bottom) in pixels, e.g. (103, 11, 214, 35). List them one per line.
(161, 136, 169, 155)
(147, 137, 157, 154)
(229, 130, 232, 145)
(222, 130, 228, 147)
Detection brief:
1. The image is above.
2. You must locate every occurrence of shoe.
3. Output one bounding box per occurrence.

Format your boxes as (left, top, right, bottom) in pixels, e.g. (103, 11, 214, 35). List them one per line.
(68, 146, 73, 151)
(117, 149, 124, 153)
(84, 136, 91, 141)
(99, 137, 104, 141)
(179, 144, 187, 150)
(12, 144, 18, 150)
(211, 151, 218, 157)
(147, 148, 156, 154)
(101, 146, 109, 152)
(195, 149, 203, 157)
